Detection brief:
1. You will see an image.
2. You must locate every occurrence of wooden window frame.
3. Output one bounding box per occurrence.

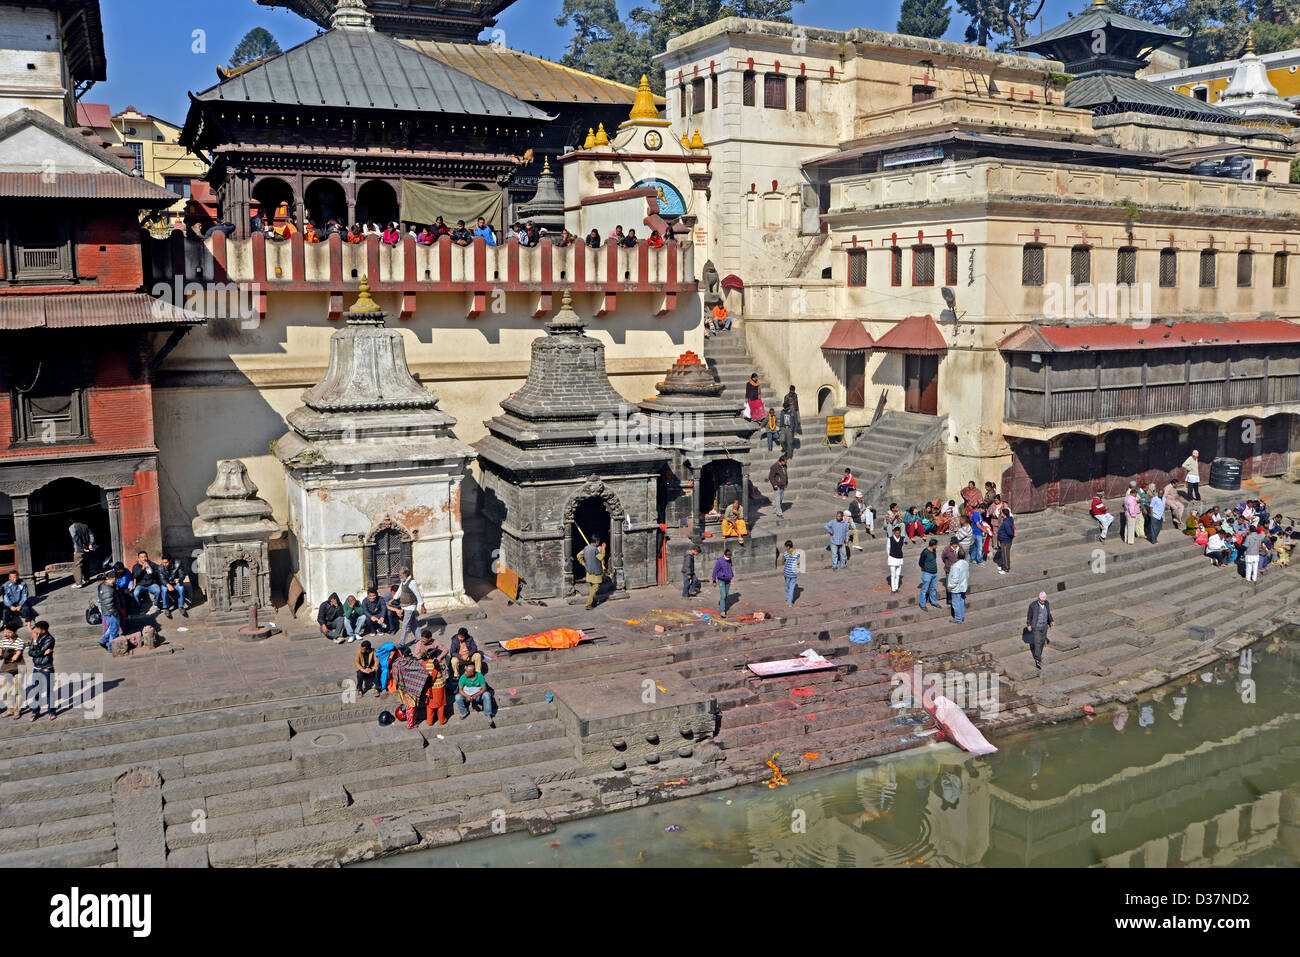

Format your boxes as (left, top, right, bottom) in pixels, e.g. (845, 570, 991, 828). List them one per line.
(847, 249, 867, 287)
(1159, 247, 1177, 287)
(912, 244, 935, 286)
(763, 73, 787, 110)
(794, 76, 807, 112)
(1199, 249, 1217, 288)
(1022, 243, 1045, 287)
(742, 70, 755, 107)
(889, 246, 903, 287)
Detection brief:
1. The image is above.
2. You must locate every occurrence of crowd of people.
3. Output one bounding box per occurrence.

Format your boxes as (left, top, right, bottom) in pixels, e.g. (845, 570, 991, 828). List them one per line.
(1188, 500, 1296, 577)
(352, 625, 496, 731)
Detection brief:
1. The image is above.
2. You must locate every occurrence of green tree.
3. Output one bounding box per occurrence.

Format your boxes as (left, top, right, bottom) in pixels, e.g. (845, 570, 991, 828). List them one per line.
(898, 0, 953, 38)
(229, 27, 281, 68)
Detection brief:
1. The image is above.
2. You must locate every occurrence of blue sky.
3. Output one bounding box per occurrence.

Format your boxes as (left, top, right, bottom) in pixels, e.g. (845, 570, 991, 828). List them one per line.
(95, 0, 1085, 124)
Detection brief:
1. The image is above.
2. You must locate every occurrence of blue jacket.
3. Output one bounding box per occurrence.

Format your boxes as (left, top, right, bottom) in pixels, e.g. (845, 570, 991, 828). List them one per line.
(997, 515, 1015, 544)
(824, 518, 852, 545)
(473, 225, 497, 246)
(3, 579, 28, 608)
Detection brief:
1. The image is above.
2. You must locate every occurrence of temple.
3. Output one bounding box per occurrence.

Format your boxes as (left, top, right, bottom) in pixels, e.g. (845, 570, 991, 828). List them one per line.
(256, 0, 518, 43)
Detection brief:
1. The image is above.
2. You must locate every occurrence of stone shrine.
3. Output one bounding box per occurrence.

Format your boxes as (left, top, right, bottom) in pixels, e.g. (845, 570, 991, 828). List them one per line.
(275, 280, 477, 612)
(474, 292, 668, 598)
(192, 459, 280, 615)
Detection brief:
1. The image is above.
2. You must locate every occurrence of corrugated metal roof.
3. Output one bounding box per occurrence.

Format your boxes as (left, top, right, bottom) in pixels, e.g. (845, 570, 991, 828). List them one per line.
(999, 320, 1300, 352)
(873, 314, 948, 354)
(0, 171, 179, 203)
(0, 294, 207, 331)
(820, 319, 874, 353)
(1065, 74, 1240, 122)
(1019, 2, 1186, 51)
(194, 28, 550, 121)
(401, 40, 658, 107)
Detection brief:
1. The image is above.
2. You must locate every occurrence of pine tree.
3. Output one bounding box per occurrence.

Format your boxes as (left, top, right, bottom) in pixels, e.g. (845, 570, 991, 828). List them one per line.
(229, 27, 282, 69)
(898, 0, 953, 38)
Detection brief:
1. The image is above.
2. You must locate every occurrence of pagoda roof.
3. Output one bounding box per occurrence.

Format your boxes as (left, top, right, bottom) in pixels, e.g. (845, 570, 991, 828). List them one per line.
(1018, 0, 1186, 54)
(1066, 74, 1241, 122)
(190, 27, 550, 122)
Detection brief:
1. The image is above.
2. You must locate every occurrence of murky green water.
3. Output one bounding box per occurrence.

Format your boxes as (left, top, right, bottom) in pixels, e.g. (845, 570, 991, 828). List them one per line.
(357, 629, 1300, 868)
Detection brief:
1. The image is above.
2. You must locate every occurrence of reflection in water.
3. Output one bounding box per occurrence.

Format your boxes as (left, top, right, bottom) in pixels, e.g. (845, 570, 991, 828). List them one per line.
(356, 631, 1300, 868)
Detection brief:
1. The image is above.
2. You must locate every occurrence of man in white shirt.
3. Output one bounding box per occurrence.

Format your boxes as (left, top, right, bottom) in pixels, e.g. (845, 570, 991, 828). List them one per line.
(1181, 449, 1201, 501)
(394, 567, 426, 647)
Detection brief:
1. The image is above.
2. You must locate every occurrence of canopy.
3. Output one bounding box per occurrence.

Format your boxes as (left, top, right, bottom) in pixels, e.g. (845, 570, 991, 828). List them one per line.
(819, 319, 875, 354)
(400, 180, 505, 232)
(873, 314, 948, 355)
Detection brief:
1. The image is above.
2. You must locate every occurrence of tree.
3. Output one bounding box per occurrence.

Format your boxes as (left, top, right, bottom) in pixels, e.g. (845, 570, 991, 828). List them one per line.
(1109, 0, 1300, 64)
(229, 27, 281, 68)
(898, 0, 953, 38)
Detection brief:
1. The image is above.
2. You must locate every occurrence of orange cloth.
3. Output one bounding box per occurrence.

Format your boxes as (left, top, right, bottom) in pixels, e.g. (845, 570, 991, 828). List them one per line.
(712, 304, 727, 320)
(502, 627, 585, 650)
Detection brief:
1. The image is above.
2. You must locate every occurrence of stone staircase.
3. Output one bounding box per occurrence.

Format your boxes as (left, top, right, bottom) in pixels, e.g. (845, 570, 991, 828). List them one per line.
(2, 483, 1295, 866)
(830, 411, 949, 515)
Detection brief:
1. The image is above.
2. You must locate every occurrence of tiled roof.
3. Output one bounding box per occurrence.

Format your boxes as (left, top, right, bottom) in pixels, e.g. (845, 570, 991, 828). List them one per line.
(0, 171, 179, 203)
(873, 314, 948, 354)
(1065, 74, 1241, 122)
(999, 320, 1300, 352)
(76, 102, 113, 128)
(820, 319, 874, 353)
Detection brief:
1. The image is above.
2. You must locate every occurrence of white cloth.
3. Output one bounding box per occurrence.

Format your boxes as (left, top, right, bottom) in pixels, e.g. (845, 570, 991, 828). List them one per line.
(1095, 512, 1113, 536)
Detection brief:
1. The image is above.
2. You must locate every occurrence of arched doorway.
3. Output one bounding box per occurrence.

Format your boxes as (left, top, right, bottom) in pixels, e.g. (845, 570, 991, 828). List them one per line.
(1146, 425, 1181, 489)
(252, 177, 295, 227)
(1002, 439, 1051, 513)
(29, 477, 109, 573)
(817, 386, 834, 414)
(1057, 433, 1098, 507)
(356, 180, 398, 227)
(1226, 416, 1260, 480)
(569, 498, 611, 584)
(305, 178, 348, 229)
(1256, 414, 1293, 477)
(698, 458, 743, 519)
(1104, 430, 1141, 498)
(1187, 421, 1220, 483)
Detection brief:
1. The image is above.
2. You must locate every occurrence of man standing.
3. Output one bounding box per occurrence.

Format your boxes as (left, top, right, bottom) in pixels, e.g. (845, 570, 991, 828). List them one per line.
(763, 407, 779, 451)
(1122, 485, 1139, 545)
(24, 620, 56, 721)
(778, 410, 794, 461)
(887, 526, 906, 593)
(395, 567, 426, 645)
(2, 570, 33, 629)
(1025, 592, 1054, 670)
(996, 510, 1016, 574)
(948, 548, 969, 623)
(918, 538, 939, 611)
(711, 548, 734, 619)
(130, 551, 163, 614)
(768, 455, 789, 518)
(1090, 489, 1113, 542)
(68, 519, 95, 588)
(581, 537, 605, 609)
(159, 555, 188, 619)
(1243, 525, 1266, 582)
(782, 386, 801, 437)
(0, 622, 22, 718)
(782, 540, 802, 607)
(825, 511, 851, 570)
(1147, 489, 1165, 544)
(1181, 449, 1201, 501)
(682, 545, 700, 598)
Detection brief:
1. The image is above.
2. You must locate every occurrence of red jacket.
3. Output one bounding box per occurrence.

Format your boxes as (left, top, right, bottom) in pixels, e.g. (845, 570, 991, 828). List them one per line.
(1090, 496, 1107, 516)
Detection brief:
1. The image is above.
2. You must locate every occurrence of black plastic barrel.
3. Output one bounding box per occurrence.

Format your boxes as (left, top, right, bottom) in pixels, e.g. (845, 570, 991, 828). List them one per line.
(1209, 457, 1242, 491)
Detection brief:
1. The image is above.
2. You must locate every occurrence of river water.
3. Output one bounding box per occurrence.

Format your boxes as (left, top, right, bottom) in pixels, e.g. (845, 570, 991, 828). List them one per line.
(357, 629, 1300, 868)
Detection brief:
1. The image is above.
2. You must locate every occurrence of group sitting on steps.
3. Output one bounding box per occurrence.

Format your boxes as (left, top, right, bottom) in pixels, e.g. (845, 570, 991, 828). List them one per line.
(352, 625, 497, 731)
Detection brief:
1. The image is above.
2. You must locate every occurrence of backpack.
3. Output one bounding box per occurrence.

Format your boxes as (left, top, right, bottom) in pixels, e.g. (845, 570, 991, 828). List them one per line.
(85, 603, 102, 626)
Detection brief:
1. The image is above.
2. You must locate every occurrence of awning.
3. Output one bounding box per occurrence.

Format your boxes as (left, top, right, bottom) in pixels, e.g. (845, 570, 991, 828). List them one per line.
(820, 319, 875, 354)
(999, 320, 1300, 353)
(0, 293, 207, 331)
(873, 314, 947, 354)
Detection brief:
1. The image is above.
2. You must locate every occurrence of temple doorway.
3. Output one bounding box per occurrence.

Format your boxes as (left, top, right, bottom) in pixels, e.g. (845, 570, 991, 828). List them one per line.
(570, 498, 611, 583)
(29, 477, 110, 573)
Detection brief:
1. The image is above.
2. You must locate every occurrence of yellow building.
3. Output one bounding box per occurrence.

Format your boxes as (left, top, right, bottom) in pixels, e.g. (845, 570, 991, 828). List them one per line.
(76, 103, 209, 215)
(1152, 44, 1300, 108)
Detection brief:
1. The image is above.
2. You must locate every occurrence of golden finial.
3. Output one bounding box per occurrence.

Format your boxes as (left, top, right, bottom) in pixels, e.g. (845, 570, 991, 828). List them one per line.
(689, 127, 704, 149)
(583, 127, 596, 149)
(542, 156, 551, 174)
(628, 74, 659, 122)
(1244, 33, 1256, 55)
(594, 123, 609, 146)
(349, 275, 382, 313)
(681, 129, 691, 148)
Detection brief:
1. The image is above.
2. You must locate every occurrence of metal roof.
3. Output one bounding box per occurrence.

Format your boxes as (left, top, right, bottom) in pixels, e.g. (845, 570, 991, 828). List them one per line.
(0, 171, 179, 203)
(820, 319, 875, 354)
(804, 130, 1172, 171)
(76, 102, 113, 128)
(401, 40, 660, 107)
(1019, 1, 1186, 53)
(192, 28, 550, 121)
(1065, 74, 1241, 122)
(873, 315, 948, 354)
(998, 320, 1300, 353)
(0, 294, 207, 331)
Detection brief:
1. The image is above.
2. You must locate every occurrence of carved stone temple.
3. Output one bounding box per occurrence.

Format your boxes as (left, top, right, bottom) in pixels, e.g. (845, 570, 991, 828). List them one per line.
(191, 459, 280, 615)
(474, 292, 668, 599)
(275, 280, 477, 612)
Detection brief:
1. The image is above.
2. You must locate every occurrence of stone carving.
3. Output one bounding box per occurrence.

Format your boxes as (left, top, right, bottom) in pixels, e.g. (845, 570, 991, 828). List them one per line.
(192, 459, 279, 614)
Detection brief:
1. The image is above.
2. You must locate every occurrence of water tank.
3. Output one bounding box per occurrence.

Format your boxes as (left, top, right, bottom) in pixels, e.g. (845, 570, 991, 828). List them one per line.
(1209, 457, 1243, 491)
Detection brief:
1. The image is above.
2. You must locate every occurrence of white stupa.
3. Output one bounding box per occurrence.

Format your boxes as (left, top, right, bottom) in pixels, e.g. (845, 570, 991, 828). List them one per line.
(1217, 36, 1300, 127)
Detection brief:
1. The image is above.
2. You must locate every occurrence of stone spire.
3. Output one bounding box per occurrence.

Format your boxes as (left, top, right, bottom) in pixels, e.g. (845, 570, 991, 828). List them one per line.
(518, 156, 564, 231)
(331, 0, 375, 31)
(1217, 36, 1298, 126)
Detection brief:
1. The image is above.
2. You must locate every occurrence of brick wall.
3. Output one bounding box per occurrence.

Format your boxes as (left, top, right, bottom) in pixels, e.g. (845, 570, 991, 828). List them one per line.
(120, 466, 162, 560)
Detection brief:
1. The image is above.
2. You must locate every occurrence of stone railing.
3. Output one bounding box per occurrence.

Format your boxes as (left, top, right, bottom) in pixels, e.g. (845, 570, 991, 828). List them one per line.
(147, 232, 696, 321)
(854, 93, 1092, 141)
(832, 157, 1300, 218)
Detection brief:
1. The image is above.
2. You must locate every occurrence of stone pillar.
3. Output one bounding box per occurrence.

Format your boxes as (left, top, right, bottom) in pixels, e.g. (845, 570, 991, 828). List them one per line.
(105, 488, 123, 566)
(11, 494, 32, 578)
(611, 517, 625, 591)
